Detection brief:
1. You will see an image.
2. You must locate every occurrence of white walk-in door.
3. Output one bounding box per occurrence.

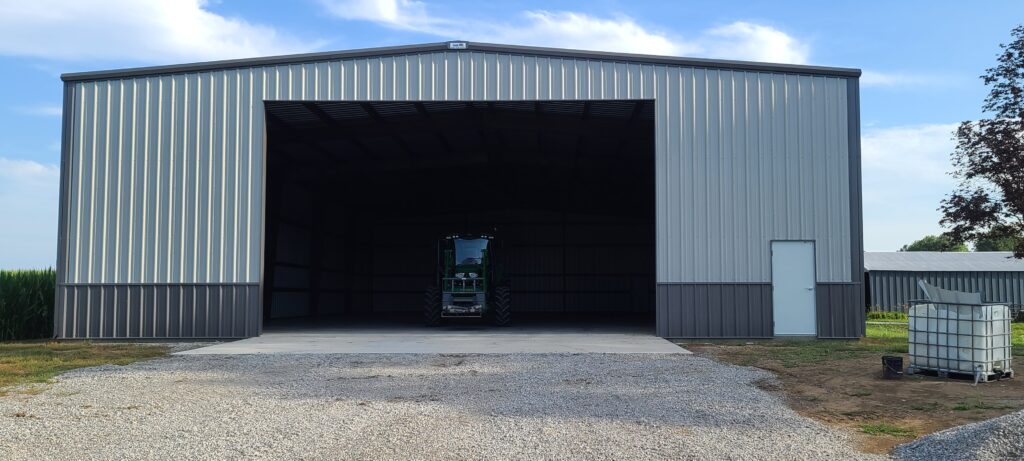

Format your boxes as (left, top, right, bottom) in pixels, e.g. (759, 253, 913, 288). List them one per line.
(771, 241, 817, 336)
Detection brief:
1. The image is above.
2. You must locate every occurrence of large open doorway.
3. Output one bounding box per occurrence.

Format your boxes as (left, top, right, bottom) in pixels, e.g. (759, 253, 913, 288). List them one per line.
(261, 100, 655, 331)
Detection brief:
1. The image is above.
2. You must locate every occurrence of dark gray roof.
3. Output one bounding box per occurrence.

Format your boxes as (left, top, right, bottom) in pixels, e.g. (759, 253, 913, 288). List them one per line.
(864, 252, 1024, 272)
(60, 41, 862, 83)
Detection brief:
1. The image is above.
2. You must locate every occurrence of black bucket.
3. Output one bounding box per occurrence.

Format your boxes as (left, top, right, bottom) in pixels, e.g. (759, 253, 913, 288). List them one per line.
(882, 355, 904, 379)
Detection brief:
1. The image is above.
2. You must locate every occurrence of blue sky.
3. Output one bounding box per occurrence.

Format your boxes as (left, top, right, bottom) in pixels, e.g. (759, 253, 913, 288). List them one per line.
(0, 0, 1021, 268)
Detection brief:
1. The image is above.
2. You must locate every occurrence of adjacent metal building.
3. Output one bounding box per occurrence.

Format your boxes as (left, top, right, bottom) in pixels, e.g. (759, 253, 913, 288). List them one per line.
(866, 252, 1024, 311)
(54, 41, 864, 339)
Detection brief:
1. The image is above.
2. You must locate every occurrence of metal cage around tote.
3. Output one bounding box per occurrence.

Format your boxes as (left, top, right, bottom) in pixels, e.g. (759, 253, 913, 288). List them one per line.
(906, 300, 1013, 382)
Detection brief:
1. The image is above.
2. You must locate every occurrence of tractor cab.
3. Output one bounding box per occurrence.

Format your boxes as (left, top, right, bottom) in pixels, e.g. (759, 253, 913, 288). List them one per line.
(424, 233, 511, 325)
(443, 235, 490, 296)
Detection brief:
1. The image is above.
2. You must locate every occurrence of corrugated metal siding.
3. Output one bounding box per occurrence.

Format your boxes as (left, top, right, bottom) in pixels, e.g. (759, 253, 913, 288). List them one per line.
(61, 50, 852, 287)
(63, 74, 263, 284)
(816, 283, 864, 338)
(657, 71, 851, 283)
(657, 282, 863, 339)
(54, 284, 259, 338)
(656, 284, 773, 338)
(868, 271, 1024, 311)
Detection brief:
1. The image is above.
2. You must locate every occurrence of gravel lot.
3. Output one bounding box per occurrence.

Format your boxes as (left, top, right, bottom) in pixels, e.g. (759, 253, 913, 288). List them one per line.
(894, 408, 1024, 460)
(0, 353, 879, 460)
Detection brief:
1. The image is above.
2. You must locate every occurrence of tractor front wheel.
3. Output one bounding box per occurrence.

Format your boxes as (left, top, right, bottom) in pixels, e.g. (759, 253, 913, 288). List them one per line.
(493, 285, 511, 326)
(424, 286, 442, 326)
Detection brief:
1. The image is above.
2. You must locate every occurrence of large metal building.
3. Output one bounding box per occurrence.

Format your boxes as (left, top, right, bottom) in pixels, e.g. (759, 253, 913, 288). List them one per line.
(866, 252, 1024, 311)
(54, 41, 864, 340)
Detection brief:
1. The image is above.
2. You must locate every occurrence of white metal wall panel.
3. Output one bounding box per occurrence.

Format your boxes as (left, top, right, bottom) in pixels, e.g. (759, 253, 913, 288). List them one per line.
(654, 69, 850, 282)
(61, 50, 852, 285)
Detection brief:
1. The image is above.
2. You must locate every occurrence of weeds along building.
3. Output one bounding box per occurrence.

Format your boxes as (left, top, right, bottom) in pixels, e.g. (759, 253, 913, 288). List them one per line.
(54, 42, 864, 339)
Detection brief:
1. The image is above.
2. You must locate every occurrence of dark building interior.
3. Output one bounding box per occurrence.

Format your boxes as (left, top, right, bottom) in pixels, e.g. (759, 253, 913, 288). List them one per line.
(262, 100, 656, 326)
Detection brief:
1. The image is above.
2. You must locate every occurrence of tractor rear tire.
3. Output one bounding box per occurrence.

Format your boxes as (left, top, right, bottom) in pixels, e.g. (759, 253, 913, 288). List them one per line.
(424, 286, 442, 326)
(493, 285, 511, 326)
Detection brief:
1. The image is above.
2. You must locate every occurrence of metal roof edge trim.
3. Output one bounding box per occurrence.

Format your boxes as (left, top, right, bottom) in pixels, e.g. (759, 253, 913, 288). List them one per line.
(61, 41, 862, 82)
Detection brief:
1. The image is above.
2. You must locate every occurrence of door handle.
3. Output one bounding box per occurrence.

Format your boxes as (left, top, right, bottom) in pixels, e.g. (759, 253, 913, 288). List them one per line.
(805, 287, 814, 291)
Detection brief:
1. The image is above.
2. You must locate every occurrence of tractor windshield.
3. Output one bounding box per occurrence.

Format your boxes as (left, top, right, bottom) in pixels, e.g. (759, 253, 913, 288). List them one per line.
(454, 238, 489, 266)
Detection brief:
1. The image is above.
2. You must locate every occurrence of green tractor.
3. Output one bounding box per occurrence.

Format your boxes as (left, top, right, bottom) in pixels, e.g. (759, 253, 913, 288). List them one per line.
(424, 234, 511, 326)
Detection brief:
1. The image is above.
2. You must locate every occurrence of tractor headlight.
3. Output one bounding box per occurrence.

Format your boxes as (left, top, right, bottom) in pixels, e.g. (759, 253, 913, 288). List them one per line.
(468, 272, 478, 278)
(455, 273, 465, 279)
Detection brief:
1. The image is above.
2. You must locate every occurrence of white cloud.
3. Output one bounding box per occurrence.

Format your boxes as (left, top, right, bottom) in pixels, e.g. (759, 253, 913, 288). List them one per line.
(700, 22, 808, 64)
(862, 124, 957, 183)
(318, 0, 809, 63)
(495, 11, 692, 57)
(0, 157, 59, 269)
(861, 71, 912, 87)
(15, 105, 62, 117)
(0, 157, 58, 183)
(0, 0, 321, 62)
(860, 124, 958, 251)
(861, 71, 948, 88)
(319, 0, 448, 34)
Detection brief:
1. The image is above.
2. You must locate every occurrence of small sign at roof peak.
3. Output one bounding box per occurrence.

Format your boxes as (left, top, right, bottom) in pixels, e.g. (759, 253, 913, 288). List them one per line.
(448, 41, 468, 50)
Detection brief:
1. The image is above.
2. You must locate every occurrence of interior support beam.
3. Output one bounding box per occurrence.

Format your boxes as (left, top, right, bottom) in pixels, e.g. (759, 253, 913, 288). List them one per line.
(262, 169, 282, 323)
(268, 106, 652, 145)
(302, 102, 375, 160)
(266, 112, 345, 166)
(359, 102, 418, 160)
(414, 102, 456, 156)
(615, 101, 648, 155)
(308, 190, 325, 317)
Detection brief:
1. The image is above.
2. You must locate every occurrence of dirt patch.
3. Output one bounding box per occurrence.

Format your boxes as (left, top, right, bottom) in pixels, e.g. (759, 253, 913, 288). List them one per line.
(687, 343, 1024, 455)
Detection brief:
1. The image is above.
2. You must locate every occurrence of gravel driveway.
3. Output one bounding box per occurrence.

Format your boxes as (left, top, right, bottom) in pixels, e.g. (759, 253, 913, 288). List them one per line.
(894, 408, 1024, 460)
(0, 353, 879, 460)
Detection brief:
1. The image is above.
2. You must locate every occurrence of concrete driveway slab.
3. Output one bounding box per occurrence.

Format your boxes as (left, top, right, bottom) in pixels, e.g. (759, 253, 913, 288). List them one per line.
(177, 325, 686, 355)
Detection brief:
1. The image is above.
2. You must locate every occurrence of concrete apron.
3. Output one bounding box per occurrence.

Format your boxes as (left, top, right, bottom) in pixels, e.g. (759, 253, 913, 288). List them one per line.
(176, 326, 688, 355)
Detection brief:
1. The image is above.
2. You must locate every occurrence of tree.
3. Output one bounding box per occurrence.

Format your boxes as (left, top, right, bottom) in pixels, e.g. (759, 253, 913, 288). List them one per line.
(941, 25, 1024, 258)
(899, 235, 968, 252)
(974, 224, 1017, 251)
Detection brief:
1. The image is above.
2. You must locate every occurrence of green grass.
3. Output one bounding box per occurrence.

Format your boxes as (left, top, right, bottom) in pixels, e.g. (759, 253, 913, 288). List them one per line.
(860, 423, 915, 437)
(867, 311, 908, 322)
(952, 400, 1015, 411)
(0, 269, 55, 340)
(867, 322, 1024, 356)
(702, 322, 1022, 369)
(866, 323, 911, 339)
(0, 342, 168, 391)
(710, 334, 908, 368)
(1015, 322, 1024, 356)
(910, 402, 943, 412)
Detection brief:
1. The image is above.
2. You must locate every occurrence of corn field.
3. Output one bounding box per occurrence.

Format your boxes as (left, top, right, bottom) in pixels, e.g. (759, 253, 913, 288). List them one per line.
(0, 269, 55, 340)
